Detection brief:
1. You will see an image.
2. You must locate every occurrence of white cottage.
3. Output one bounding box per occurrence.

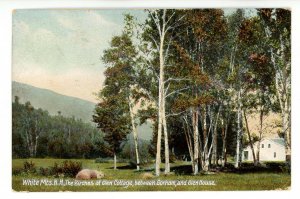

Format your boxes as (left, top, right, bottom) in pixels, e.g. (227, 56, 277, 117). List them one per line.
(242, 138, 285, 162)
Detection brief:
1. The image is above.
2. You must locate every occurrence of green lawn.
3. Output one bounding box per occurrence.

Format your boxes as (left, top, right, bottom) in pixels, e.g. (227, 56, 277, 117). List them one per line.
(12, 158, 291, 191)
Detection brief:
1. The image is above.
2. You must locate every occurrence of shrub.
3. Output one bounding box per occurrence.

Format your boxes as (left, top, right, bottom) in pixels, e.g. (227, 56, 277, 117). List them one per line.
(23, 160, 36, 173)
(62, 160, 82, 177)
(38, 167, 51, 176)
(12, 167, 23, 175)
(12, 160, 37, 176)
(50, 160, 82, 178)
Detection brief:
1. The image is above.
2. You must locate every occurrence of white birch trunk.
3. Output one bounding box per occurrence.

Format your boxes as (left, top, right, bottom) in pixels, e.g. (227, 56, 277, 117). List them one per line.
(183, 116, 195, 173)
(221, 118, 228, 167)
(212, 106, 221, 165)
(128, 97, 140, 171)
(265, 21, 291, 164)
(283, 104, 291, 162)
(114, 153, 117, 170)
(25, 129, 34, 157)
(155, 79, 163, 176)
(155, 26, 165, 176)
(154, 9, 171, 176)
(201, 106, 209, 172)
(162, 103, 170, 173)
(34, 135, 39, 157)
(256, 107, 264, 165)
(235, 89, 243, 168)
(192, 108, 199, 175)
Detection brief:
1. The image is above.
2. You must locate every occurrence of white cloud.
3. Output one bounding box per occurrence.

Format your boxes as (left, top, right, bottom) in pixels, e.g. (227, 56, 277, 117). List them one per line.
(12, 10, 124, 102)
(56, 15, 77, 30)
(84, 10, 117, 27)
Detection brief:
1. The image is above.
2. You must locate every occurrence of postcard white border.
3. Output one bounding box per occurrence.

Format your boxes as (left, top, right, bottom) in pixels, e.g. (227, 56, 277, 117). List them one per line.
(1, 1, 299, 199)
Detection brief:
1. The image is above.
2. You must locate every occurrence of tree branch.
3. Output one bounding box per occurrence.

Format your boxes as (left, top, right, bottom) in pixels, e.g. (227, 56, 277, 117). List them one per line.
(165, 87, 190, 98)
(166, 110, 186, 118)
(148, 10, 162, 37)
(164, 77, 191, 84)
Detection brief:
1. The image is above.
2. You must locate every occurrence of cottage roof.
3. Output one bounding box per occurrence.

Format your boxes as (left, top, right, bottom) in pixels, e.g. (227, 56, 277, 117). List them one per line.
(244, 138, 285, 149)
(271, 138, 285, 146)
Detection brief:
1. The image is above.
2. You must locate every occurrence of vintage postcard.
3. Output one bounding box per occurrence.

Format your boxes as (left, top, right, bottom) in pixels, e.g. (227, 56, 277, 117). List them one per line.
(12, 8, 291, 191)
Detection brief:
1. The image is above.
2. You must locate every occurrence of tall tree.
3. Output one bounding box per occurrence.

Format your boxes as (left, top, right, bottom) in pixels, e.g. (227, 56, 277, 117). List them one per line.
(257, 9, 291, 164)
(93, 97, 130, 170)
(143, 9, 185, 176)
(97, 14, 142, 170)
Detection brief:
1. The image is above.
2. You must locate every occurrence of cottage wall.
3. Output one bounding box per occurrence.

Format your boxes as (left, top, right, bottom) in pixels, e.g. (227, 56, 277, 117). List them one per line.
(242, 139, 285, 162)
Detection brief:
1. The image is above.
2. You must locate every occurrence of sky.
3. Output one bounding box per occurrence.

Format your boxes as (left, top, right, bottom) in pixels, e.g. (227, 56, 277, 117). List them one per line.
(12, 9, 146, 103)
(12, 9, 239, 103)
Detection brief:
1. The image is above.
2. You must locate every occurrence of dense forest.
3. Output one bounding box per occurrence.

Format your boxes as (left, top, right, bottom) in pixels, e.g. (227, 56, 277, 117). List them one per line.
(93, 8, 290, 176)
(12, 96, 153, 162)
(12, 96, 104, 159)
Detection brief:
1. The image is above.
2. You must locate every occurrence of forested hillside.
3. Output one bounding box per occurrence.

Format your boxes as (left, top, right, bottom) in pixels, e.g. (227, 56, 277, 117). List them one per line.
(12, 96, 104, 158)
(12, 81, 95, 123)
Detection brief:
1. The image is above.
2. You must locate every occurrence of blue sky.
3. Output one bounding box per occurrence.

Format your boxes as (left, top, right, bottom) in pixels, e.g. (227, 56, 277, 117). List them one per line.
(12, 9, 240, 102)
(12, 9, 146, 102)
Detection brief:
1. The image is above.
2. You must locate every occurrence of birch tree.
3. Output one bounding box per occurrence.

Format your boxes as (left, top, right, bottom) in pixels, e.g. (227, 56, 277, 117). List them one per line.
(239, 9, 290, 165)
(257, 9, 291, 164)
(143, 9, 185, 176)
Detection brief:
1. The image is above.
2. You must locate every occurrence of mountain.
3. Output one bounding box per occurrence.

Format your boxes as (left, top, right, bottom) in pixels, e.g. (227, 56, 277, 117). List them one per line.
(12, 81, 152, 140)
(12, 81, 96, 123)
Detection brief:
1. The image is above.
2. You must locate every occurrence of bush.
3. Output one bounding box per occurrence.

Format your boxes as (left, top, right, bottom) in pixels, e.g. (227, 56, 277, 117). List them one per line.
(38, 167, 51, 176)
(23, 160, 36, 173)
(12, 167, 23, 175)
(61, 160, 82, 177)
(50, 160, 82, 178)
(265, 161, 290, 173)
(12, 160, 37, 176)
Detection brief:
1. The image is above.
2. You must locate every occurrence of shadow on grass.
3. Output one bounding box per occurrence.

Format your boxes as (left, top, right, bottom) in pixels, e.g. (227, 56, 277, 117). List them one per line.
(106, 163, 155, 171)
(106, 164, 136, 170)
(211, 162, 290, 174)
(169, 162, 289, 175)
(106, 162, 290, 175)
(171, 165, 193, 175)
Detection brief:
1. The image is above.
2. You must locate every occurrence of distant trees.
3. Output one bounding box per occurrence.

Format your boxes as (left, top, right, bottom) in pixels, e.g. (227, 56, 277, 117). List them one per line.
(12, 96, 104, 159)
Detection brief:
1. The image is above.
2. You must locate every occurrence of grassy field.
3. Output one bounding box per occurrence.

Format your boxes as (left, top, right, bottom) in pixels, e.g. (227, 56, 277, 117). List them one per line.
(12, 158, 291, 192)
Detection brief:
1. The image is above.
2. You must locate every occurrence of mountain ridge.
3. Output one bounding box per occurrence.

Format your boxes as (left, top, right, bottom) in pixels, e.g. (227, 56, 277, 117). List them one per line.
(12, 81, 96, 123)
(12, 81, 152, 140)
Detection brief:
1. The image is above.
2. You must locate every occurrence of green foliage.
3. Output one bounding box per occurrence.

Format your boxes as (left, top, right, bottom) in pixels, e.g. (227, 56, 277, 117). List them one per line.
(12, 97, 105, 159)
(12, 160, 82, 178)
(93, 15, 139, 159)
(119, 137, 153, 164)
(50, 160, 82, 178)
(23, 160, 36, 173)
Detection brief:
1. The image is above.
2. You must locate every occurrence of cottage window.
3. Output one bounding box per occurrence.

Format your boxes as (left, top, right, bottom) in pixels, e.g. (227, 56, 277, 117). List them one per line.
(274, 152, 276, 158)
(244, 151, 249, 160)
(268, 144, 271, 148)
(262, 144, 264, 148)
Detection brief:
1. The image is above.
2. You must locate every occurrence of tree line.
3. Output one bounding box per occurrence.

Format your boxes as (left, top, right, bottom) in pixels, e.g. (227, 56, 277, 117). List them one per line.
(12, 96, 153, 161)
(93, 9, 290, 176)
(12, 96, 105, 159)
